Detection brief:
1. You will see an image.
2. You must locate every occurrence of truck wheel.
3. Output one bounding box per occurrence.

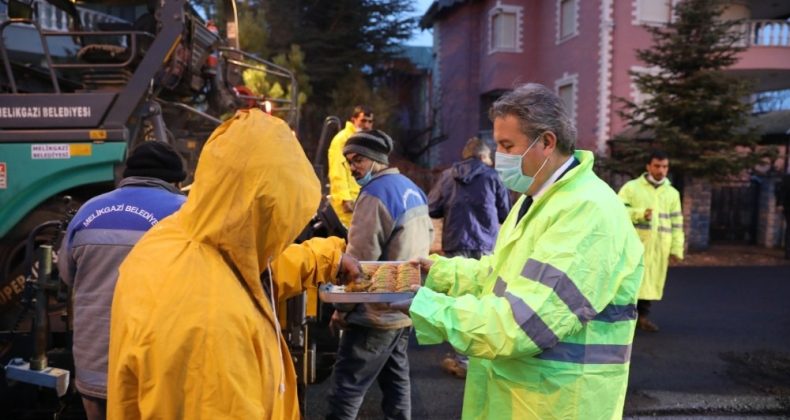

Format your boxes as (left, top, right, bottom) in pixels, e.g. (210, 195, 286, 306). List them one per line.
(0, 198, 77, 337)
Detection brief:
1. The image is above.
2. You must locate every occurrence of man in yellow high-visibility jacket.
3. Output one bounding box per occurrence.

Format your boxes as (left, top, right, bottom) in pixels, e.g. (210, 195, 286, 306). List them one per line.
(392, 84, 644, 419)
(328, 105, 374, 226)
(618, 151, 684, 332)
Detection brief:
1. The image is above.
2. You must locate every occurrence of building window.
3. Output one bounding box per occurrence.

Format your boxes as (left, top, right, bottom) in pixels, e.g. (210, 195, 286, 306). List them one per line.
(494, 13, 516, 48)
(488, 3, 523, 54)
(555, 73, 578, 123)
(480, 91, 506, 132)
(634, 0, 672, 25)
(557, 0, 579, 43)
(559, 84, 574, 113)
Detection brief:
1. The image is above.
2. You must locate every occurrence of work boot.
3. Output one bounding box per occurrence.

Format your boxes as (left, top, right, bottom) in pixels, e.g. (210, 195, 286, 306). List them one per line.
(637, 316, 659, 332)
(440, 355, 467, 379)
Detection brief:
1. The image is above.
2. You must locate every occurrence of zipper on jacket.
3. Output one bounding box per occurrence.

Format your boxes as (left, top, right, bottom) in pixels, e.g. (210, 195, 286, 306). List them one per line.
(267, 257, 286, 395)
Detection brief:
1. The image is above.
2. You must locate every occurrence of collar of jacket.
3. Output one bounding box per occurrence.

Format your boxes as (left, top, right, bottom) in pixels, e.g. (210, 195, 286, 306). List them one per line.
(119, 176, 182, 194)
(533, 150, 590, 203)
(366, 167, 399, 186)
(532, 155, 577, 200)
(343, 121, 357, 135)
(506, 150, 595, 240)
(638, 172, 671, 188)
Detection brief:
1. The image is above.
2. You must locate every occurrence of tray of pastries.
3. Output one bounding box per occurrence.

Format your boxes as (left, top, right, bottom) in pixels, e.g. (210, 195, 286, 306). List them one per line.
(319, 261, 422, 303)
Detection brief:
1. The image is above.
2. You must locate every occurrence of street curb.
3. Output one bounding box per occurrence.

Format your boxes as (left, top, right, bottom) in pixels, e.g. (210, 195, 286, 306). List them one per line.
(624, 390, 790, 416)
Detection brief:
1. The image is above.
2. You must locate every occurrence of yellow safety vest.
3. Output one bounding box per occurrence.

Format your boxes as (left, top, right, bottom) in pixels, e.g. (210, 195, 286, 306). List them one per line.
(411, 151, 645, 420)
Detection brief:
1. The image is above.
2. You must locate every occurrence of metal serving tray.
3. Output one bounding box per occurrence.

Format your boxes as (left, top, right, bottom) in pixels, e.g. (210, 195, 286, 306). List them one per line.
(318, 284, 415, 303)
(318, 261, 421, 303)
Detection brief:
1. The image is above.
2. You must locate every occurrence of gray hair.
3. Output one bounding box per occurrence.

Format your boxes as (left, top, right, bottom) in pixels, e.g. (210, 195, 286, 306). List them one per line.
(489, 83, 576, 154)
(461, 137, 490, 160)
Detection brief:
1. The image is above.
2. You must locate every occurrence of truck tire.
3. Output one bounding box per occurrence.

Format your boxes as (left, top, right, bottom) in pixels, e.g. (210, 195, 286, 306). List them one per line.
(0, 198, 77, 336)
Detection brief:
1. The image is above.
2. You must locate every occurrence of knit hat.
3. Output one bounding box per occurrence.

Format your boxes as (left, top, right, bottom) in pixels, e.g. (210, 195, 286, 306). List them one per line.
(123, 141, 187, 183)
(343, 129, 394, 164)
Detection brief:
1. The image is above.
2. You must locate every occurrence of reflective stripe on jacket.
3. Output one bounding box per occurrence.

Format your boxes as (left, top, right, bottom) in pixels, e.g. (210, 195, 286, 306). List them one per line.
(410, 150, 644, 420)
(107, 110, 344, 420)
(618, 174, 684, 300)
(328, 121, 360, 226)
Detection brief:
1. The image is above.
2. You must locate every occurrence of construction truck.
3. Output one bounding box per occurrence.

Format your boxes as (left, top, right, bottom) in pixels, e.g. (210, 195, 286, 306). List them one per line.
(0, 0, 339, 416)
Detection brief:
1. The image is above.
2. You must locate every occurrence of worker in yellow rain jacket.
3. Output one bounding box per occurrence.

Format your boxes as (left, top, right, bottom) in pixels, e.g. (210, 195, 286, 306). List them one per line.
(328, 105, 374, 226)
(393, 84, 644, 419)
(618, 151, 684, 332)
(107, 109, 360, 420)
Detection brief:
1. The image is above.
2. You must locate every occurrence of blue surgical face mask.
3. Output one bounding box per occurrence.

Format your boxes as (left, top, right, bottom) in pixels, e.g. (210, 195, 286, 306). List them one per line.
(355, 166, 374, 186)
(495, 135, 549, 194)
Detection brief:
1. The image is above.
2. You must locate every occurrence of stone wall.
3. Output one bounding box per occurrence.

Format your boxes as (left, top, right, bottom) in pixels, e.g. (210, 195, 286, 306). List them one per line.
(682, 179, 712, 252)
(756, 176, 784, 248)
(682, 176, 784, 251)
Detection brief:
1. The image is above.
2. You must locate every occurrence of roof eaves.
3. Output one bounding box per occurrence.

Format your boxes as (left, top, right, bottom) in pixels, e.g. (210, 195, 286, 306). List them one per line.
(419, 0, 472, 29)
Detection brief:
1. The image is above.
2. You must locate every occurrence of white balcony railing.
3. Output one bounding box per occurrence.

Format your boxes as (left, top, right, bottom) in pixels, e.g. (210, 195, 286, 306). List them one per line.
(740, 19, 790, 47)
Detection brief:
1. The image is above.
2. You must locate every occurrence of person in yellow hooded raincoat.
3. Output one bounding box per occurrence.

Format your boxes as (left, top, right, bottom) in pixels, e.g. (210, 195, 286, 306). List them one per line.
(393, 84, 644, 419)
(328, 105, 374, 226)
(107, 109, 360, 419)
(618, 151, 684, 332)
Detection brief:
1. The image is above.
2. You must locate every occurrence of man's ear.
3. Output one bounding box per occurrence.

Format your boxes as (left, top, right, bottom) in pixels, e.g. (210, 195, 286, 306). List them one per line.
(543, 132, 558, 154)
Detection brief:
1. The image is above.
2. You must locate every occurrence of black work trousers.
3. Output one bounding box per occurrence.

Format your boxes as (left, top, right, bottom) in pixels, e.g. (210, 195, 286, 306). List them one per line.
(637, 299, 653, 317)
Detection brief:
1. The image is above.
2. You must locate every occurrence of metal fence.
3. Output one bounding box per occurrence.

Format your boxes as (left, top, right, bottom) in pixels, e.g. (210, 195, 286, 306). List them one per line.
(710, 181, 760, 243)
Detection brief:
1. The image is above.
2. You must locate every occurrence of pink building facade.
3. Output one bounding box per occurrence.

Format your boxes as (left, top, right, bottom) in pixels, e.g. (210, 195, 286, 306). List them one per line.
(422, 0, 790, 165)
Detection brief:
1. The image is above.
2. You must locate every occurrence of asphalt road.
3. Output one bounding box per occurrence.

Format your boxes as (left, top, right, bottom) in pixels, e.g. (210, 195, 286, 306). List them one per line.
(625, 265, 790, 417)
(305, 266, 790, 419)
(4, 266, 788, 419)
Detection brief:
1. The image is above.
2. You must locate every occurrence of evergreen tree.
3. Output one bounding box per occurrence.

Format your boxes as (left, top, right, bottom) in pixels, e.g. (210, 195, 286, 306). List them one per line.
(615, 0, 760, 180)
(328, 68, 396, 132)
(262, 0, 416, 108)
(272, 44, 312, 108)
(237, 1, 270, 58)
(198, 1, 416, 140)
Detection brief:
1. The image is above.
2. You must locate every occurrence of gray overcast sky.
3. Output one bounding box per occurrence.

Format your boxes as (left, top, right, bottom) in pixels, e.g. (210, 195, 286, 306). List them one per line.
(407, 0, 433, 46)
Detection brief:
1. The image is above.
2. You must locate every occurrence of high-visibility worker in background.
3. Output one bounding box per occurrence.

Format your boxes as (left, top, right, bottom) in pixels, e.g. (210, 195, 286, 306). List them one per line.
(618, 151, 684, 332)
(327, 105, 374, 227)
(392, 83, 645, 419)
